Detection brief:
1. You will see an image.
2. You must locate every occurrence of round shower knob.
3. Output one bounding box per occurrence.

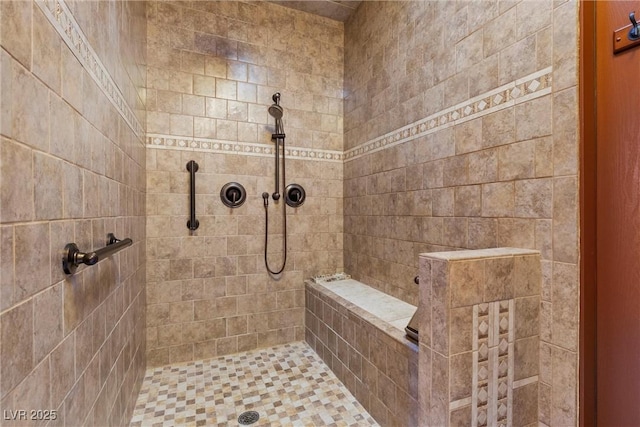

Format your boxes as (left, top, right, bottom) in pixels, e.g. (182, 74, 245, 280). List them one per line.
(220, 182, 246, 208)
(285, 184, 306, 208)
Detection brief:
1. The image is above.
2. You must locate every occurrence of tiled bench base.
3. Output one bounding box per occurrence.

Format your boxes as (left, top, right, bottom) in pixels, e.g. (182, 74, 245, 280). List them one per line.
(305, 279, 419, 426)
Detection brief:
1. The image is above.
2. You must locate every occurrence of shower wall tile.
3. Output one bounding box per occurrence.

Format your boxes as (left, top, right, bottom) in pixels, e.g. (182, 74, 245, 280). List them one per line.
(1, 139, 34, 222)
(344, 1, 579, 425)
(32, 4, 62, 95)
(145, 1, 344, 366)
(0, 0, 147, 426)
(0, 0, 32, 69)
(419, 249, 540, 427)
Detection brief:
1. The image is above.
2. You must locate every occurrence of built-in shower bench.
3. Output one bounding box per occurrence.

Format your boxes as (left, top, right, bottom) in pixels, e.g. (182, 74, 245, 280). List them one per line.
(305, 277, 419, 426)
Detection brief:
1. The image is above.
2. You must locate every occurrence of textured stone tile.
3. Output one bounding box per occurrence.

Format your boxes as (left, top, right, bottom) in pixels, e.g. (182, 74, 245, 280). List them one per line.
(482, 182, 515, 217)
(32, 5, 61, 93)
(450, 260, 484, 308)
(1, 0, 32, 69)
(0, 300, 33, 399)
(33, 282, 63, 364)
(1, 139, 33, 222)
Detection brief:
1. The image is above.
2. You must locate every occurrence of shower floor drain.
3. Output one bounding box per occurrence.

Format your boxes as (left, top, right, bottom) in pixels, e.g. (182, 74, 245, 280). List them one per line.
(238, 411, 260, 425)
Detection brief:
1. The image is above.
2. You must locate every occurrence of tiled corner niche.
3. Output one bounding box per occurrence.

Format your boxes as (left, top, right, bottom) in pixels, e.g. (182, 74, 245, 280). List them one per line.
(419, 248, 540, 427)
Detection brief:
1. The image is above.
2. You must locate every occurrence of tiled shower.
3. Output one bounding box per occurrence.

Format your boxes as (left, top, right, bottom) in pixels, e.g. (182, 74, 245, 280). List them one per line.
(0, 1, 579, 426)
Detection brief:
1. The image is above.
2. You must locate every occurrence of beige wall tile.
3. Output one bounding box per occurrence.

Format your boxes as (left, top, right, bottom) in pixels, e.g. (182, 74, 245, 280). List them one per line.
(11, 63, 50, 151)
(553, 1, 578, 91)
(498, 35, 537, 85)
(32, 5, 61, 93)
(34, 152, 64, 220)
(498, 140, 535, 181)
(485, 256, 515, 301)
(482, 182, 514, 217)
(514, 296, 540, 339)
(7, 357, 51, 417)
(551, 346, 577, 426)
(513, 381, 539, 425)
(483, 7, 515, 58)
(33, 282, 63, 364)
(15, 223, 50, 299)
(552, 88, 578, 176)
(193, 75, 216, 97)
(450, 260, 484, 308)
(450, 351, 473, 401)
(515, 179, 553, 218)
(0, 300, 33, 398)
(468, 217, 497, 249)
(450, 306, 473, 354)
(551, 262, 578, 351)
(1, 1, 32, 69)
(514, 336, 539, 380)
(1, 139, 34, 222)
(482, 108, 515, 148)
(552, 177, 577, 263)
(50, 334, 75, 407)
(515, 96, 552, 142)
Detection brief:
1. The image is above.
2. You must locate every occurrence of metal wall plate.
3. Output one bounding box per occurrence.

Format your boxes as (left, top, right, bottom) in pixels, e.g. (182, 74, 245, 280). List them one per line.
(614, 23, 640, 54)
(220, 182, 246, 208)
(284, 184, 306, 208)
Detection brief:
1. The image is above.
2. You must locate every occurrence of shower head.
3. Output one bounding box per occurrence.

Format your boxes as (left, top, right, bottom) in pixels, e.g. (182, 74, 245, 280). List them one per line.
(268, 92, 283, 119)
(268, 103, 283, 119)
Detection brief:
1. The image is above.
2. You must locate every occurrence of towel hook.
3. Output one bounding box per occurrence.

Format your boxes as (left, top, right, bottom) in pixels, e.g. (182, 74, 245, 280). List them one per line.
(629, 12, 639, 40)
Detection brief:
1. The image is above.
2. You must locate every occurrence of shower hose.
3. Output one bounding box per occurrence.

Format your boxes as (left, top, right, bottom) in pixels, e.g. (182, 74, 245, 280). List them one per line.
(263, 139, 287, 275)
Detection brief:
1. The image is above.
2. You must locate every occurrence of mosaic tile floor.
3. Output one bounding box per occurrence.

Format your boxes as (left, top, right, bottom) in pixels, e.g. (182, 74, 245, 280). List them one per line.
(130, 341, 378, 426)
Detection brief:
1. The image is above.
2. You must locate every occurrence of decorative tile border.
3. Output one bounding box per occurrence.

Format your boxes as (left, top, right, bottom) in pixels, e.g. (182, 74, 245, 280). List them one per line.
(344, 67, 553, 162)
(146, 68, 550, 165)
(33, 0, 552, 166)
(35, 0, 144, 138)
(471, 300, 514, 427)
(147, 134, 344, 163)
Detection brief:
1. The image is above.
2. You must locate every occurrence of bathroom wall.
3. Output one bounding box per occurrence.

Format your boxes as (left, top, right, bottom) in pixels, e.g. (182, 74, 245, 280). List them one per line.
(343, 1, 579, 426)
(145, 1, 344, 366)
(0, 1, 147, 425)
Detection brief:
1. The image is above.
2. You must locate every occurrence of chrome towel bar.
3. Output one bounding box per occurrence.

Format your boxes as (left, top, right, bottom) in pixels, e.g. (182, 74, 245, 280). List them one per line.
(62, 233, 133, 274)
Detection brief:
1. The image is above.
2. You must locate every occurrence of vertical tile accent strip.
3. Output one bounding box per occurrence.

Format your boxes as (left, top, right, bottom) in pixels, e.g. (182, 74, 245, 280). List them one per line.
(34, 0, 144, 138)
(473, 302, 491, 427)
(473, 300, 513, 427)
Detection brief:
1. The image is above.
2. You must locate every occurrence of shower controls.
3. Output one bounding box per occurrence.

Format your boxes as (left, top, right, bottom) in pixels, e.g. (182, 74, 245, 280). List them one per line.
(220, 182, 246, 208)
(284, 184, 306, 208)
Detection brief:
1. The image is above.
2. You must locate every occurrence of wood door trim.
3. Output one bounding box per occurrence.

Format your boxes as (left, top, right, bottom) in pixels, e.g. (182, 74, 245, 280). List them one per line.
(579, 1, 597, 426)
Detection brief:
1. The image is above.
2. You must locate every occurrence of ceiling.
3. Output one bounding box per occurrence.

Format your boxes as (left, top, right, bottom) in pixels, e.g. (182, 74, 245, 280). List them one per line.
(269, 0, 362, 22)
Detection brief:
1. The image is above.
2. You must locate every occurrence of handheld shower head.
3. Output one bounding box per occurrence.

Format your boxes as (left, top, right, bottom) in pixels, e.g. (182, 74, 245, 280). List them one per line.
(268, 104, 283, 119)
(268, 92, 283, 119)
